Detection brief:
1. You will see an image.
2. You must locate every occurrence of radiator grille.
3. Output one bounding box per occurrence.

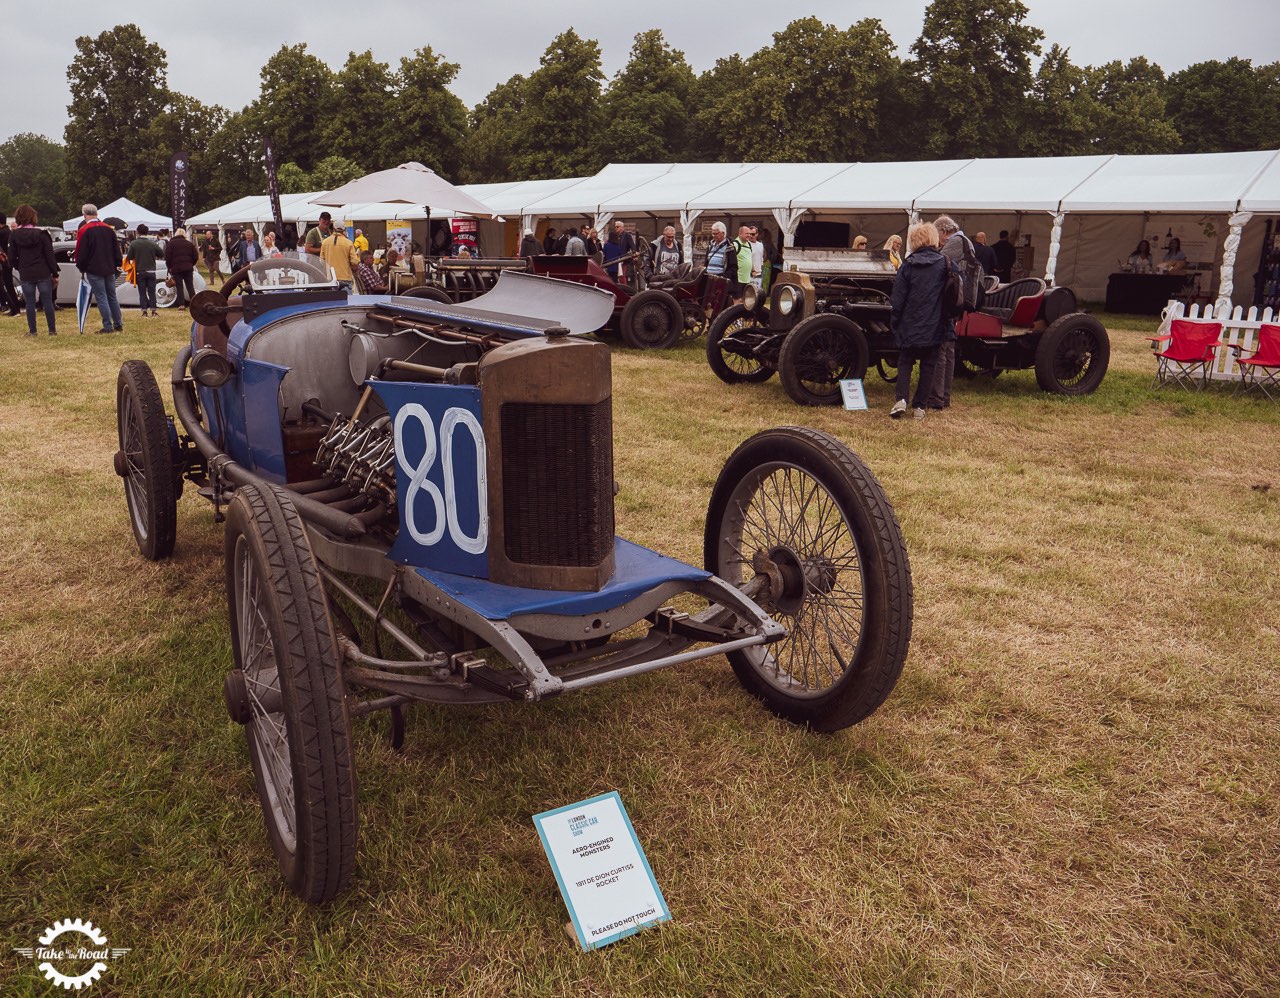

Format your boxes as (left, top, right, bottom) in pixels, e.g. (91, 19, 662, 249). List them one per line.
(500, 400, 614, 567)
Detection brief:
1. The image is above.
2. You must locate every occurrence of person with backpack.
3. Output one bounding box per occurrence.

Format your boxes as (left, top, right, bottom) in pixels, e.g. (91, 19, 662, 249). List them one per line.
(732, 225, 753, 302)
(889, 221, 954, 420)
(928, 215, 982, 410)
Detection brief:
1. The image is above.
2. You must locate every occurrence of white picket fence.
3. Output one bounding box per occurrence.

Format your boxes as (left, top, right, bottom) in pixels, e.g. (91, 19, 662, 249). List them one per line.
(1159, 300, 1277, 382)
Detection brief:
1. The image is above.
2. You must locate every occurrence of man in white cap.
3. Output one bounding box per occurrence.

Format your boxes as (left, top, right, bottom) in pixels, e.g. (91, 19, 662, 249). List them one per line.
(520, 228, 540, 257)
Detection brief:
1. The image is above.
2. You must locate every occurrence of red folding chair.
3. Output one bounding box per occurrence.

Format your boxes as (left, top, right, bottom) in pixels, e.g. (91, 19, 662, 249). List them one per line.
(1229, 323, 1280, 400)
(1147, 319, 1223, 390)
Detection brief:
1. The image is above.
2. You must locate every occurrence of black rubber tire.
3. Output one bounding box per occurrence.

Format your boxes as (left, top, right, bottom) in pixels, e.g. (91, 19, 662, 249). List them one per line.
(705, 304, 775, 383)
(402, 285, 452, 305)
(704, 426, 913, 731)
(875, 355, 898, 384)
(117, 360, 177, 560)
(778, 314, 869, 406)
(620, 289, 683, 349)
(225, 483, 357, 905)
(1034, 313, 1110, 395)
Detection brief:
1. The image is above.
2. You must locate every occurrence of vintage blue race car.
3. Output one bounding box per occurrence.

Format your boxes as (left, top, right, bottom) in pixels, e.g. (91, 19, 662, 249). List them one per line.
(114, 258, 914, 903)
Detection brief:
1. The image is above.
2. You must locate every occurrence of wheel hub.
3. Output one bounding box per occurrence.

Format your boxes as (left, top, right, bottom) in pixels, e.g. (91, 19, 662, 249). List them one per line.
(754, 545, 809, 616)
(224, 669, 251, 725)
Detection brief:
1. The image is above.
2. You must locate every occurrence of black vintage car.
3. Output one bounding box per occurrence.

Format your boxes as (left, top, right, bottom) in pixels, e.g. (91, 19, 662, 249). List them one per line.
(707, 248, 1109, 405)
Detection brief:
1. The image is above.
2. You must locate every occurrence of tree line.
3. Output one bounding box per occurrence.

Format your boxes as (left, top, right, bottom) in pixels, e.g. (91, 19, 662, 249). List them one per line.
(3, 0, 1278, 223)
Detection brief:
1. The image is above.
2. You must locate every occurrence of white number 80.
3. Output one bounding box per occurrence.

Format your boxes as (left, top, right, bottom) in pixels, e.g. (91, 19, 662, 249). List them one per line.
(394, 403, 488, 555)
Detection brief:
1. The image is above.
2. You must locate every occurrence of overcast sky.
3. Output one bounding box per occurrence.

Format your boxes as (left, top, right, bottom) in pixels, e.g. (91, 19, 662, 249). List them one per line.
(2, 0, 1277, 142)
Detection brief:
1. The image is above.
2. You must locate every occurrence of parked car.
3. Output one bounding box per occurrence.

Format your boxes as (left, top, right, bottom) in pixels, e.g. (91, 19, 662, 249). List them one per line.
(13, 240, 206, 310)
(113, 258, 914, 902)
(707, 247, 1110, 405)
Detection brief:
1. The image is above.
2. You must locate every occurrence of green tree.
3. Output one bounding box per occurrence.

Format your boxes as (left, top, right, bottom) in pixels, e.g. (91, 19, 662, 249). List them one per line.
(463, 76, 528, 182)
(0, 133, 68, 219)
(1166, 58, 1279, 153)
(907, 0, 1044, 157)
(202, 110, 268, 206)
(508, 30, 605, 180)
(686, 55, 752, 162)
(323, 50, 395, 169)
(395, 47, 470, 180)
(64, 24, 168, 202)
(596, 30, 696, 163)
(1086, 58, 1180, 154)
(130, 94, 227, 214)
(716, 17, 899, 162)
(249, 44, 336, 172)
(275, 162, 311, 194)
(307, 155, 364, 191)
(1020, 45, 1095, 156)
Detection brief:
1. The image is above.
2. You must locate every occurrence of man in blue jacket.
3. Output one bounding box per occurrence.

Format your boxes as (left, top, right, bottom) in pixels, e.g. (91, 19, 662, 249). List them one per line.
(75, 204, 123, 333)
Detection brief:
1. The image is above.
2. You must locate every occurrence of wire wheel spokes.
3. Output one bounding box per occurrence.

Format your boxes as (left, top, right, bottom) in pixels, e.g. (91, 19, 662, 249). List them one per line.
(235, 536, 296, 852)
(794, 328, 858, 393)
(1053, 327, 1094, 386)
(728, 464, 867, 697)
(720, 317, 766, 376)
(120, 400, 150, 539)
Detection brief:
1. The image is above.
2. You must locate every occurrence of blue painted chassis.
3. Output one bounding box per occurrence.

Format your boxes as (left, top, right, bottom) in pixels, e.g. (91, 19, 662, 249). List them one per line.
(183, 294, 785, 703)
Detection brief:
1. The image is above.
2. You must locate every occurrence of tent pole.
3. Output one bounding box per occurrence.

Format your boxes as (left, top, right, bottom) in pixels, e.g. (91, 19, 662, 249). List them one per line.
(1215, 211, 1253, 317)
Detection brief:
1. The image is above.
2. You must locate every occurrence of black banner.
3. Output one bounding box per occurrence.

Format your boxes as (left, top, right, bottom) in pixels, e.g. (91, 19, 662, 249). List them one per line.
(170, 151, 190, 231)
(263, 135, 284, 234)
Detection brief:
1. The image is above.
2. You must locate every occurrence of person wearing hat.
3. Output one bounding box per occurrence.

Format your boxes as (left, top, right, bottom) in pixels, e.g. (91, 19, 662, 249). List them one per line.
(520, 228, 540, 257)
(304, 212, 333, 257)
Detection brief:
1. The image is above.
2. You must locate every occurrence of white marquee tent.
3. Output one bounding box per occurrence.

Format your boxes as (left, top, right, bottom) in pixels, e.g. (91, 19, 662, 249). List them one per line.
(184, 149, 1280, 309)
(64, 196, 169, 232)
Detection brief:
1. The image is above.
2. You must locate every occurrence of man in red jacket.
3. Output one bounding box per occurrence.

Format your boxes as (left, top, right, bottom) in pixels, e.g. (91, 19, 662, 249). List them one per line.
(76, 204, 124, 333)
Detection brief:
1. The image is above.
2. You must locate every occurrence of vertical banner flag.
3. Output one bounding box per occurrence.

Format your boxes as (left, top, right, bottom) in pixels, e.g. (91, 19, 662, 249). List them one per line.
(170, 151, 190, 231)
(263, 135, 285, 235)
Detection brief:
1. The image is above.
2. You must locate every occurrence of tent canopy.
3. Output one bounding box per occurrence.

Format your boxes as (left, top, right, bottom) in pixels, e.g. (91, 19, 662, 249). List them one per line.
(599, 163, 755, 215)
(520, 163, 673, 218)
(64, 196, 169, 231)
(792, 160, 968, 212)
(685, 164, 850, 212)
(913, 156, 1115, 213)
(1060, 150, 1278, 213)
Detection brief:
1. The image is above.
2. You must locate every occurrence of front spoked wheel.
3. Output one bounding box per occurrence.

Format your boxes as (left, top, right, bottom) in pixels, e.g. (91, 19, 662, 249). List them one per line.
(225, 483, 357, 904)
(705, 427, 913, 731)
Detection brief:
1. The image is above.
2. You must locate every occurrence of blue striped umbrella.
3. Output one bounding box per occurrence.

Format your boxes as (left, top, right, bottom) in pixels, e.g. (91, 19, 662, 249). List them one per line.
(76, 278, 91, 334)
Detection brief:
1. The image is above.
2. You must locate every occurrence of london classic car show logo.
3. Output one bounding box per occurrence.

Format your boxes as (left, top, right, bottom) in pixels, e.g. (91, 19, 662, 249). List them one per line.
(12, 918, 129, 990)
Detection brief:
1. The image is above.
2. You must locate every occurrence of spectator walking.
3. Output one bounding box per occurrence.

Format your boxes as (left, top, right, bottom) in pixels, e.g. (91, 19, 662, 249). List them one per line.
(353, 228, 369, 255)
(304, 212, 333, 257)
(889, 222, 952, 420)
(234, 228, 262, 269)
(992, 230, 1016, 284)
(9, 204, 58, 335)
(564, 227, 587, 256)
(582, 226, 601, 258)
(612, 220, 637, 285)
(76, 204, 124, 334)
(262, 231, 282, 259)
(164, 227, 199, 309)
(520, 228, 540, 257)
(650, 224, 683, 276)
(126, 223, 163, 317)
(542, 228, 559, 255)
(602, 227, 625, 281)
(732, 225, 753, 300)
(320, 226, 359, 292)
(0, 212, 20, 315)
(202, 229, 223, 284)
(927, 215, 980, 410)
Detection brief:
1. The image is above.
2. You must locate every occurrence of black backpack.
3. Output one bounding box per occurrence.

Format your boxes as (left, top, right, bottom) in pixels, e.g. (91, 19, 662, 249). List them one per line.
(942, 258, 965, 320)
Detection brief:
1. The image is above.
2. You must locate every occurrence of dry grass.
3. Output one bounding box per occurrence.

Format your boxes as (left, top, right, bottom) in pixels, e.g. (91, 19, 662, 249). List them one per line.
(0, 306, 1277, 996)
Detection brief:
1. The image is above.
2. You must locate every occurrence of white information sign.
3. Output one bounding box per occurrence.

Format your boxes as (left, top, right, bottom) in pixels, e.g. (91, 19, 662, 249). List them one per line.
(840, 378, 869, 410)
(533, 791, 670, 951)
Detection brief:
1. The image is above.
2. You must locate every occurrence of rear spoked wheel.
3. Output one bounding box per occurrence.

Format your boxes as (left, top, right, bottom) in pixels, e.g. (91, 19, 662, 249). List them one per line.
(705, 427, 913, 731)
(225, 483, 357, 904)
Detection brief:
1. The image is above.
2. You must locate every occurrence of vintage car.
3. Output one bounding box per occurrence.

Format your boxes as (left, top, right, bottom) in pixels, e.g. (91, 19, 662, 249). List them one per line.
(706, 248, 1110, 405)
(113, 257, 913, 903)
(12, 239, 207, 310)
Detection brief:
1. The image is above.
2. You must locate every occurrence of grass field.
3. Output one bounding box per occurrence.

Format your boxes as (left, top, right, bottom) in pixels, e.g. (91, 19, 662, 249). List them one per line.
(1, 304, 1277, 996)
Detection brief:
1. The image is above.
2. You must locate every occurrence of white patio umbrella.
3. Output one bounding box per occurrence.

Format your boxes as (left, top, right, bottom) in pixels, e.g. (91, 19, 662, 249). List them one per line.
(310, 162, 497, 218)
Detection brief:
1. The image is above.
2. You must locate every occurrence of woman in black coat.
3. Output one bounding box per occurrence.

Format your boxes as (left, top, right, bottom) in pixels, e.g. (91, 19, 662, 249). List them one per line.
(9, 204, 59, 335)
(888, 222, 953, 419)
